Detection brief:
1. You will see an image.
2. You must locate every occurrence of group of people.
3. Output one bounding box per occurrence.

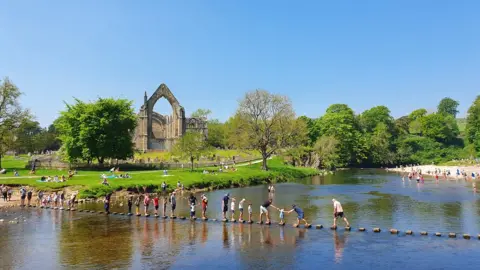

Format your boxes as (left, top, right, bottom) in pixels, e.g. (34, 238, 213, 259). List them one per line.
(105, 184, 351, 229)
(0, 185, 79, 209)
(1, 184, 13, 202)
(39, 175, 67, 182)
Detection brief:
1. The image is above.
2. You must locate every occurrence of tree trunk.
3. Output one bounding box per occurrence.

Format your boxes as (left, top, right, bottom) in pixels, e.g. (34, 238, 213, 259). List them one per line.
(0, 155, 2, 169)
(261, 152, 268, 171)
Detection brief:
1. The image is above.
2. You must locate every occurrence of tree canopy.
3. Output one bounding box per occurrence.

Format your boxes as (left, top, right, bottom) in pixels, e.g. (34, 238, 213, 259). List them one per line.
(438, 97, 459, 118)
(55, 98, 137, 164)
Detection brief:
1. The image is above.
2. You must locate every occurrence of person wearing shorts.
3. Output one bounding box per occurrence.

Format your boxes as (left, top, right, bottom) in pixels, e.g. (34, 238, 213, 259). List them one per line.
(144, 194, 150, 216)
(27, 190, 33, 206)
(259, 198, 276, 223)
(153, 196, 159, 215)
(127, 195, 133, 214)
(248, 203, 253, 222)
(222, 193, 229, 219)
(170, 192, 177, 217)
(286, 204, 309, 227)
(238, 198, 246, 221)
(20, 187, 26, 207)
(201, 194, 208, 219)
(332, 199, 350, 228)
(190, 203, 196, 219)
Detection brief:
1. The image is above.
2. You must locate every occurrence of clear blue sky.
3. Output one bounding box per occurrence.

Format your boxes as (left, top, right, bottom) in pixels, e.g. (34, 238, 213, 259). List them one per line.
(1, 1, 479, 127)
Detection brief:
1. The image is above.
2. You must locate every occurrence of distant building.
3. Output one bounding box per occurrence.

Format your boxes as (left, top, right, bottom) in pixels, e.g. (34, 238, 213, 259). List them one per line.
(133, 84, 207, 152)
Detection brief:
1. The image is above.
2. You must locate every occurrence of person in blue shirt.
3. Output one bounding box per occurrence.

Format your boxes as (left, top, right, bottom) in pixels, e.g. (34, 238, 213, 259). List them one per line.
(286, 204, 310, 227)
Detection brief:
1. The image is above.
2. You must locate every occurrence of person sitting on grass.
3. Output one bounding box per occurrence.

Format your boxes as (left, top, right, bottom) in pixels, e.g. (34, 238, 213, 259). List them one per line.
(102, 178, 109, 186)
(14, 170, 19, 177)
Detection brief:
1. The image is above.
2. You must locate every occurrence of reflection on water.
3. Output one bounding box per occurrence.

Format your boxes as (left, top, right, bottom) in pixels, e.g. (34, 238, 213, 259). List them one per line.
(2, 170, 480, 269)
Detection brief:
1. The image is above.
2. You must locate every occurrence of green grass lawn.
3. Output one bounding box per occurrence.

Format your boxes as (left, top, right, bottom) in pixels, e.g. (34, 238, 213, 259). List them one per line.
(135, 149, 260, 161)
(0, 156, 318, 199)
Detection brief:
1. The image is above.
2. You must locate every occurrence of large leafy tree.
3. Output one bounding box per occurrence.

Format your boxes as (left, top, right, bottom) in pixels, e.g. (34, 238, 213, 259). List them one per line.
(13, 119, 43, 153)
(317, 104, 365, 167)
(232, 89, 300, 170)
(359, 106, 395, 133)
(56, 98, 137, 164)
(314, 135, 340, 170)
(298, 115, 320, 145)
(465, 96, 480, 153)
(437, 97, 459, 118)
(205, 119, 226, 148)
(421, 113, 458, 143)
(0, 77, 30, 167)
(173, 131, 210, 171)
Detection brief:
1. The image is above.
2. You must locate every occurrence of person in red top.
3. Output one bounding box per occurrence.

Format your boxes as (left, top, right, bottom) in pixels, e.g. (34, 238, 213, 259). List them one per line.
(153, 195, 159, 216)
(201, 194, 208, 219)
(144, 194, 150, 216)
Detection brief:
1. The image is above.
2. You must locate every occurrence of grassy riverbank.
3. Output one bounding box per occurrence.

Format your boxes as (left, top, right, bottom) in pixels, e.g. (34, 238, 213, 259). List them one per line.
(0, 156, 318, 199)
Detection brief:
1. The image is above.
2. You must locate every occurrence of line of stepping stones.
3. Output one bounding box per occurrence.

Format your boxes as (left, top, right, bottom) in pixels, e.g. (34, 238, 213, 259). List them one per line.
(22, 205, 480, 240)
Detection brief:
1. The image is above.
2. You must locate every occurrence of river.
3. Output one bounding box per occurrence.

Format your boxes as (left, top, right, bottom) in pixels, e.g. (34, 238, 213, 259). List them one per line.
(1, 169, 480, 269)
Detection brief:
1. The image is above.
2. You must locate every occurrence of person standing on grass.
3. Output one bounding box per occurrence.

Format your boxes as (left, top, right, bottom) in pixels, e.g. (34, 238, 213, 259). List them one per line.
(201, 194, 208, 219)
(221, 193, 230, 220)
(332, 199, 350, 228)
(153, 195, 159, 216)
(238, 198, 246, 222)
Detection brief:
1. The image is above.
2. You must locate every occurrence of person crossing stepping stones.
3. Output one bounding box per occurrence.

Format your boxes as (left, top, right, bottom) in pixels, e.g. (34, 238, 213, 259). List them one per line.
(332, 199, 350, 229)
(286, 204, 310, 227)
(259, 198, 276, 224)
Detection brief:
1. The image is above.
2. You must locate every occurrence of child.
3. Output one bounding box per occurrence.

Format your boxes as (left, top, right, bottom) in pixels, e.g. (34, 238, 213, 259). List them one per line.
(144, 194, 150, 216)
(279, 208, 285, 225)
(230, 198, 236, 221)
(238, 198, 246, 221)
(153, 195, 159, 216)
(190, 203, 196, 219)
(127, 195, 133, 214)
(201, 194, 208, 219)
(135, 196, 141, 216)
(163, 195, 168, 217)
(248, 203, 253, 223)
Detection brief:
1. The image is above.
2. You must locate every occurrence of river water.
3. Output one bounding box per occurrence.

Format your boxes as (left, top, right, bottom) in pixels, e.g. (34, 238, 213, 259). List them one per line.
(1, 169, 480, 269)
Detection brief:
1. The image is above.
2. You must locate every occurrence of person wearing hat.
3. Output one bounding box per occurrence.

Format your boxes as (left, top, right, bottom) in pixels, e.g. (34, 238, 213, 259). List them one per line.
(332, 199, 350, 228)
(222, 193, 230, 220)
(286, 204, 309, 227)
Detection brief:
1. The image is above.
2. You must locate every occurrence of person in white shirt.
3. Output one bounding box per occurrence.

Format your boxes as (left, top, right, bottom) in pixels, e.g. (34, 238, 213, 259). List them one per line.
(248, 203, 253, 223)
(238, 198, 246, 221)
(230, 198, 236, 221)
(332, 199, 350, 228)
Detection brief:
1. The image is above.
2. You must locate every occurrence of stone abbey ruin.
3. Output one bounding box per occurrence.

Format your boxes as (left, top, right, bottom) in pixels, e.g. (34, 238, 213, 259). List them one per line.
(133, 84, 207, 152)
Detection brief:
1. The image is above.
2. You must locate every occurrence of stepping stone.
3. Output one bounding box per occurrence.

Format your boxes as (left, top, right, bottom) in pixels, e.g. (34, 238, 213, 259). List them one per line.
(136, 214, 141, 216)
(192, 217, 197, 220)
(180, 216, 186, 220)
(293, 224, 299, 228)
(373, 228, 381, 233)
(406, 230, 413, 235)
(420, 231, 428, 235)
(78, 210, 83, 212)
(359, 228, 366, 232)
(212, 219, 217, 222)
(171, 216, 177, 219)
(239, 220, 246, 223)
(162, 216, 168, 219)
(478, 234, 480, 240)
(435, 232, 442, 237)
(127, 213, 133, 216)
(449, 233, 456, 238)
(40, 206, 44, 208)
(248, 221, 254, 224)
(98, 211, 104, 214)
(257, 221, 263, 224)
(120, 213, 125, 215)
(330, 226, 337, 230)
(222, 219, 228, 222)
(305, 224, 312, 228)
(71, 209, 76, 212)
(265, 221, 271, 225)
(463, 234, 471, 240)
(112, 212, 118, 215)
(231, 219, 236, 223)
(145, 214, 150, 217)
(390, 229, 399, 234)
(278, 222, 286, 226)
(202, 217, 208, 221)
(154, 214, 159, 218)
(316, 225, 323, 229)
(345, 226, 351, 231)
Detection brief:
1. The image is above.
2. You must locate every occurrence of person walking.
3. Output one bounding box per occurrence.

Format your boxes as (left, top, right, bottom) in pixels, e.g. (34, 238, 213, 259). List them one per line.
(221, 193, 230, 220)
(286, 204, 310, 227)
(27, 189, 33, 206)
(201, 194, 208, 219)
(170, 192, 177, 217)
(127, 195, 133, 214)
(332, 199, 350, 228)
(259, 198, 276, 224)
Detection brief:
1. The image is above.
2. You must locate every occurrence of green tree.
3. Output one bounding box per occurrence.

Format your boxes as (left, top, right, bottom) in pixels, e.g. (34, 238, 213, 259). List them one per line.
(421, 113, 458, 143)
(173, 131, 209, 171)
(232, 89, 299, 170)
(56, 98, 137, 164)
(0, 77, 30, 167)
(13, 119, 43, 153)
(206, 119, 226, 148)
(190, 109, 212, 119)
(395, 116, 411, 135)
(409, 108, 428, 121)
(314, 135, 340, 170)
(317, 104, 365, 167)
(437, 97, 459, 118)
(368, 123, 395, 165)
(298, 115, 320, 145)
(359, 106, 394, 133)
(465, 96, 480, 154)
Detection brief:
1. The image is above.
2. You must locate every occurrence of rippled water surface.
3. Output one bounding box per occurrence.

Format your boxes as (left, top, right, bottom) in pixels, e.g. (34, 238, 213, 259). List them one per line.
(2, 169, 480, 269)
